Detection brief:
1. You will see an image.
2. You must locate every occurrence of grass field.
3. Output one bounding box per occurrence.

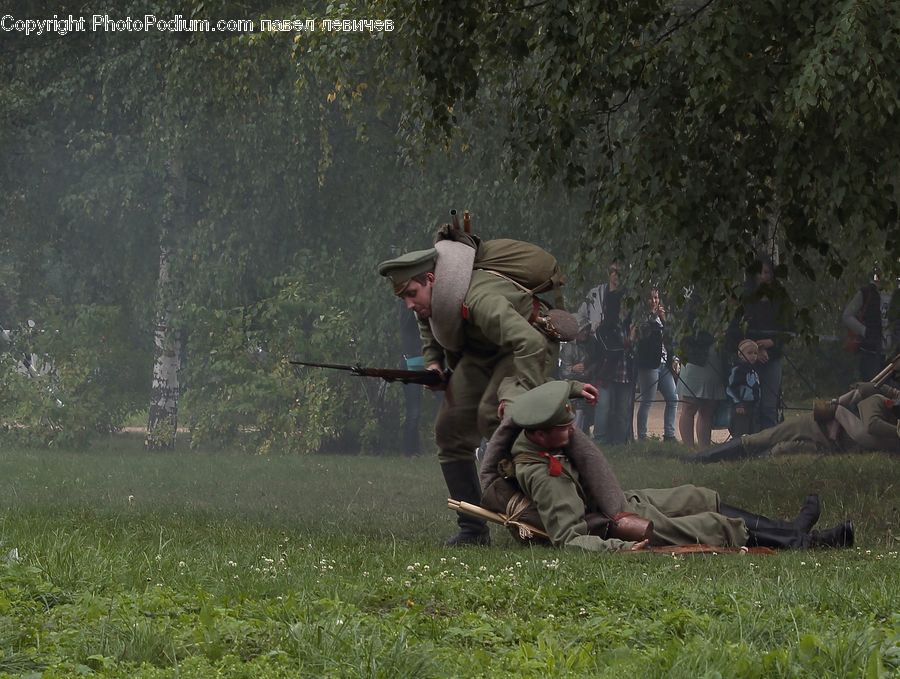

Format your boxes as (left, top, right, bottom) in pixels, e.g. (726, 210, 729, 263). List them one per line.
(0, 435, 898, 677)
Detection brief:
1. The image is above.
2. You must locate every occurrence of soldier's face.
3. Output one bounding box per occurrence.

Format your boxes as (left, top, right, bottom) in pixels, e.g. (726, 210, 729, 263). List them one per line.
(400, 273, 435, 318)
(533, 421, 574, 449)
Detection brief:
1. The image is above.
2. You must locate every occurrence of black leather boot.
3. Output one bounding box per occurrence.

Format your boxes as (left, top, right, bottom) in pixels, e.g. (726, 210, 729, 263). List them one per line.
(719, 494, 820, 533)
(793, 495, 821, 533)
(809, 521, 854, 548)
(745, 522, 810, 549)
(691, 437, 749, 464)
(441, 460, 491, 546)
(742, 514, 853, 550)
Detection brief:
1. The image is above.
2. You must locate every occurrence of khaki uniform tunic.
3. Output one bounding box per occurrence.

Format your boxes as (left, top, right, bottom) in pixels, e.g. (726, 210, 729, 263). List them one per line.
(513, 434, 748, 552)
(856, 395, 900, 452)
(420, 271, 558, 464)
(742, 395, 899, 456)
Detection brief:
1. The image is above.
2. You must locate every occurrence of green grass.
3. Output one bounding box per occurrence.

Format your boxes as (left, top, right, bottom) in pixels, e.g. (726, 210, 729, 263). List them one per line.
(0, 437, 898, 677)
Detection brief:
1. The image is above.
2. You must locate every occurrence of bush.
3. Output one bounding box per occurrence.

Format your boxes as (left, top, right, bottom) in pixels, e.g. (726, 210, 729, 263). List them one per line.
(181, 264, 387, 454)
(0, 305, 147, 447)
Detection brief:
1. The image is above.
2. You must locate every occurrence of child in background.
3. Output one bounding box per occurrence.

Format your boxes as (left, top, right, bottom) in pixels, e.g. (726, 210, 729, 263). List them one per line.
(727, 339, 761, 436)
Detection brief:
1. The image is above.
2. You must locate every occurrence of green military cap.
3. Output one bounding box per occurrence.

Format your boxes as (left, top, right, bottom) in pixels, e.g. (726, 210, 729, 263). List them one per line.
(377, 248, 437, 294)
(508, 381, 575, 430)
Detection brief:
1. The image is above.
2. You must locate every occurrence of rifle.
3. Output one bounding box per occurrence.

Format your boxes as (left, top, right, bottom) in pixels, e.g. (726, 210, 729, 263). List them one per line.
(289, 359, 446, 386)
(450, 209, 461, 231)
(449, 208, 473, 234)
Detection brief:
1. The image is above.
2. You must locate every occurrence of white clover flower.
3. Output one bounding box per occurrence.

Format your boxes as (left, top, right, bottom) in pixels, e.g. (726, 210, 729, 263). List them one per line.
(404, 580, 411, 587)
(178, 561, 186, 568)
(385, 576, 394, 583)
(479, 566, 487, 572)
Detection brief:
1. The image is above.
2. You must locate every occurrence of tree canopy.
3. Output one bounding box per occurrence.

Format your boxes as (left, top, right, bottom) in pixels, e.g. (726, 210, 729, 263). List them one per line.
(389, 1, 900, 306)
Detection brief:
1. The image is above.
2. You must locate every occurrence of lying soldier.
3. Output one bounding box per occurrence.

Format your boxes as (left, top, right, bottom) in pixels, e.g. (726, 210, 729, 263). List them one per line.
(694, 380, 900, 464)
(479, 381, 853, 552)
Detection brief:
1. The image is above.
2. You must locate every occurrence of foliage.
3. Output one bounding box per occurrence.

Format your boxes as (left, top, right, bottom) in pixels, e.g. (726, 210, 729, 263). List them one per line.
(181, 257, 378, 454)
(0, 442, 898, 677)
(393, 0, 900, 329)
(0, 306, 146, 447)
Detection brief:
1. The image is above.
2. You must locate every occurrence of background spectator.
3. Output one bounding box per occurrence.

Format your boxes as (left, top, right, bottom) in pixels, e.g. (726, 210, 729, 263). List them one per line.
(578, 261, 634, 444)
(727, 339, 761, 437)
(559, 313, 595, 434)
(634, 287, 678, 441)
(726, 254, 792, 431)
(842, 269, 892, 381)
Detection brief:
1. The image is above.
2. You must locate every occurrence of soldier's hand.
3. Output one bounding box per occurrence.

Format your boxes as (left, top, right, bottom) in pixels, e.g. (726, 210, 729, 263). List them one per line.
(581, 384, 599, 405)
(426, 363, 446, 391)
(630, 540, 650, 551)
(497, 400, 508, 419)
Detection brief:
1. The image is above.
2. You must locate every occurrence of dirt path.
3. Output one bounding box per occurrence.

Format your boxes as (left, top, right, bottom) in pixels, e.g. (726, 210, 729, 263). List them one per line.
(639, 398, 730, 444)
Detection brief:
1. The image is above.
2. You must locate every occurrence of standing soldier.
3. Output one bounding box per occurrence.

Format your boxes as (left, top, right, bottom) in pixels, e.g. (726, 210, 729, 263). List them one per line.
(378, 236, 596, 546)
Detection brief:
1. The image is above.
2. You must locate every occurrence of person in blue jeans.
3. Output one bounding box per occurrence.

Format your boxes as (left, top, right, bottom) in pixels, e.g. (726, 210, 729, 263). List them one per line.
(578, 261, 634, 444)
(634, 288, 678, 440)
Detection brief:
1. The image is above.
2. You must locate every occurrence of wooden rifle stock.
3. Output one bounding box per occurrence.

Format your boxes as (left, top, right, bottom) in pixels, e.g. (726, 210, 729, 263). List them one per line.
(290, 359, 446, 386)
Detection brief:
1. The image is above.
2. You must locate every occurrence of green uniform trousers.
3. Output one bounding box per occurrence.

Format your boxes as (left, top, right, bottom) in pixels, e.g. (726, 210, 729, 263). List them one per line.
(435, 352, 514, 464)
(435, 346, 559, 464)
(742, 416, 840, 456)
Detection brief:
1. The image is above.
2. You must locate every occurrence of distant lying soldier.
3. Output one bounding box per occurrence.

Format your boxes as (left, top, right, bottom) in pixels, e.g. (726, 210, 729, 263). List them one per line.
(478, 381, 853, 552)
(693, 380, 900, 464)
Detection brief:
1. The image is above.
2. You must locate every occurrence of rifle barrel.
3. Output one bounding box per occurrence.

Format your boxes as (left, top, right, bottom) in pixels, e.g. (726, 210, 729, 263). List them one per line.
(289, 360, 356, 372)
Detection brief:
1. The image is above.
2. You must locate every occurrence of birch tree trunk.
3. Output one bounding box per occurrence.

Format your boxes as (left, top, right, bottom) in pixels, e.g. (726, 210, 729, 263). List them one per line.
(146, 153, 184, 450)
(146, 244, 180, 450)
